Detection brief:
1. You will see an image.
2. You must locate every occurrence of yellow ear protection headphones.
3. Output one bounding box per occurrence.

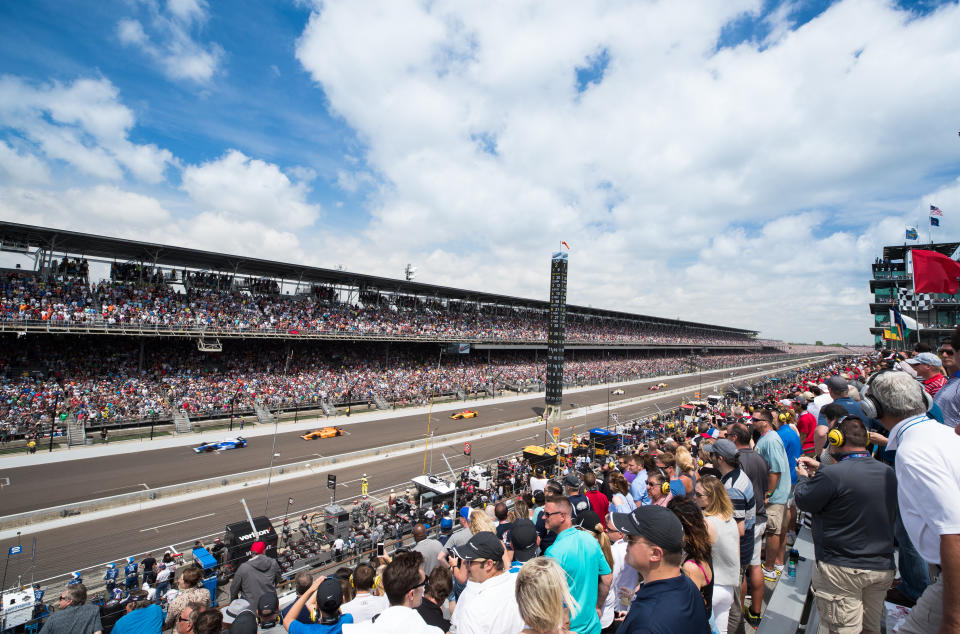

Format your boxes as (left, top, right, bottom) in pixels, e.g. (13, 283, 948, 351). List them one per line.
(655, 468, 671, 496)
(827, 416, 849, 448)
(778, 412, 788, 423)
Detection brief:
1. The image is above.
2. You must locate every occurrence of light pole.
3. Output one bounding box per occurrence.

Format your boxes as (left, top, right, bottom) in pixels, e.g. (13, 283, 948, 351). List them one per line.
(281, 497, 294, 547)
(263, 413, 280, 516)
(606, 381, 611, 428)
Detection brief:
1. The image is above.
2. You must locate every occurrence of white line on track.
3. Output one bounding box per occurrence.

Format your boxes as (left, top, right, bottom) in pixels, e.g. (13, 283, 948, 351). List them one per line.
(139, 513, 216, 533)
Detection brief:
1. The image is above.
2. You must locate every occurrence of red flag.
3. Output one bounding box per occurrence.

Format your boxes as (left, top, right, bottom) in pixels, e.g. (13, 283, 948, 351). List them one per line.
(912, 249, 960, 293)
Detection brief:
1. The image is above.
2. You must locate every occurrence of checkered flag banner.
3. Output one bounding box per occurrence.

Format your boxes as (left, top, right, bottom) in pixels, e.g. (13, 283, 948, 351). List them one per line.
(898, 287, 933, 311)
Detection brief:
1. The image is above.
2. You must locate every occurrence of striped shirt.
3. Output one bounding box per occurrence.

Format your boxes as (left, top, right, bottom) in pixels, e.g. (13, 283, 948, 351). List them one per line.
(721, 468, 756, 567)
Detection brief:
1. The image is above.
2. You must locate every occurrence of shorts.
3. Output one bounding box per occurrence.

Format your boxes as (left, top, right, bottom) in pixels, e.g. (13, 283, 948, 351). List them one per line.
(765, 504, 787, 535)
(750, 522, 766, 567)
(812, 560, 894, 634)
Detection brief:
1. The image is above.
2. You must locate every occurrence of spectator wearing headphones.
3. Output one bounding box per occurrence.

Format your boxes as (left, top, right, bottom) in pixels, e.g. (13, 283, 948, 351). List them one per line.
(869, 370, 960, 634)
(645, 470, 673, 508)
(342, 551, 441, 633)
(795, 417, 897, 634)
(340, 564, 388, 624)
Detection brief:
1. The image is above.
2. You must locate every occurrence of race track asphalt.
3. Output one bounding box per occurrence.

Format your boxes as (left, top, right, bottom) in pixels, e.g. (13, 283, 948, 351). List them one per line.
(0, 357, 820, 583)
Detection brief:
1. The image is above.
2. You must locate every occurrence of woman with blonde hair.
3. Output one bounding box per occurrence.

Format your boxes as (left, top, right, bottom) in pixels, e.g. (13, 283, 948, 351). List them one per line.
(695, 475, 741, 634)
(674, 446, 698, 496)
(511, 498, 530, 523)
(468, 508, 497, 534)
(515, 557, 579, 634)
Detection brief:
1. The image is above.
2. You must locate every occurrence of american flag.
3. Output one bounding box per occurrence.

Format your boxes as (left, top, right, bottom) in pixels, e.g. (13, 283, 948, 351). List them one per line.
(930, 205, 943, 217)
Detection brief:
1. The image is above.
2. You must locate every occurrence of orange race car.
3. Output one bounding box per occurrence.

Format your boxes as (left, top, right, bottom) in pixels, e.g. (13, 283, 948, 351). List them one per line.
(301, 426, 344, 440)
(450, 410, 479, 420)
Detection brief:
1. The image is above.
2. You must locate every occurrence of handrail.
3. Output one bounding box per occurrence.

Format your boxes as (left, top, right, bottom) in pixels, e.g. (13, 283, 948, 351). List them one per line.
(755, 526, 817, 634)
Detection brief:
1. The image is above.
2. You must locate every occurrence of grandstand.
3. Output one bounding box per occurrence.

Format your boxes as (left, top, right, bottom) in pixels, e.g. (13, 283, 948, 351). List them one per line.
(0, 221, 791, 441)
(0, 221, 762, 347)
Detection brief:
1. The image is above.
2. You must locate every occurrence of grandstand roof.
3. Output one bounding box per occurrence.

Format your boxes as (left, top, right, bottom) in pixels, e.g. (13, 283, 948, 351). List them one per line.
(882, 242, 960, 261)
(0, 221, 757, 335)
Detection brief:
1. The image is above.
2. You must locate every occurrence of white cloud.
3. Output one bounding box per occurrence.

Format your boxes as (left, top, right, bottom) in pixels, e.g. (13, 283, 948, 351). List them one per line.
(116, 0, 223, 83)
(0, 76, 175, 182)
(0, 185, 172, 232)
(181, 149, 321, 228)
(0, 141, 51, 185)
(0, 185, 309, 267)
(294, 0, 960, 343)
(117, 19, 148, 46)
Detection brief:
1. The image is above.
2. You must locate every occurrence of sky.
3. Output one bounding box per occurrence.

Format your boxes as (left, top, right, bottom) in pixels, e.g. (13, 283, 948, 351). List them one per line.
(2, 0, 960, 345)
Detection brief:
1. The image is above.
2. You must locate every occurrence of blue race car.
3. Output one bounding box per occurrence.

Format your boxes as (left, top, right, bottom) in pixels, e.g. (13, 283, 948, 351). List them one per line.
(193, 437, 247, 453)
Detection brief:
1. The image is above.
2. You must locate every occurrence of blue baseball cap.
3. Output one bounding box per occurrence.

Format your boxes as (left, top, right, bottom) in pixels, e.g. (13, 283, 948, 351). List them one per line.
(459, 506, 471, 520)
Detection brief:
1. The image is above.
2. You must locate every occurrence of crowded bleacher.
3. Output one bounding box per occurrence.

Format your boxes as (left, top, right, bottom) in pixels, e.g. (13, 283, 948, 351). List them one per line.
(1, 266, 768, 346)
(0, 335, 785, 435)
(14, 347, 959, 634)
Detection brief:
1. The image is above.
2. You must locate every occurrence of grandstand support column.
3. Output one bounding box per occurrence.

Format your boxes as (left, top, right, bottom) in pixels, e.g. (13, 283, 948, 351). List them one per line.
(48, 378, 62, 453)
(138, 339, 144, 373)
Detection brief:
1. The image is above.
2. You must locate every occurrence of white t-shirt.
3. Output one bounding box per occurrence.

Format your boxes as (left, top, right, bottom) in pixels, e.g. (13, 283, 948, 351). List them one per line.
(887, 415, 960, 565)
(340, 592, 389, 623)
(451, 572, 524, 634)
(342, 605, 442, 633)
(603, 539, 639, 623)
(529, 477, 548, 493)
(808, 393, 833, 422)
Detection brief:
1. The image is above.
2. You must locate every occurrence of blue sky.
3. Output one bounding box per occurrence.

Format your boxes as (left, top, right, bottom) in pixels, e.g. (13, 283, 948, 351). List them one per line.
(2, 0, 960, 344)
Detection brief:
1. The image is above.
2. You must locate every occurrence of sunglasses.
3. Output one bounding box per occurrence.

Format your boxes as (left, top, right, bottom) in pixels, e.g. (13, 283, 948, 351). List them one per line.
(541, 510, 566, 519)
(407, 577, 427, 592)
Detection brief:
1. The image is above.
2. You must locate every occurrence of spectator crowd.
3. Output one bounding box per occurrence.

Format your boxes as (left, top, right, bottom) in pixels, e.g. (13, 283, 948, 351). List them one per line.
(0, 268, 771, 347)
(0, 335, 785, 435)
(30, 341, 960, 633)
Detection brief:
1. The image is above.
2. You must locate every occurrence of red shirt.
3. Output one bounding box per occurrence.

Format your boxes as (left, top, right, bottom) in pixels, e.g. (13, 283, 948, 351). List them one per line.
(923, 374, 948, 396)
(586, 490, 610, 529)
(796, 412, 817, 454)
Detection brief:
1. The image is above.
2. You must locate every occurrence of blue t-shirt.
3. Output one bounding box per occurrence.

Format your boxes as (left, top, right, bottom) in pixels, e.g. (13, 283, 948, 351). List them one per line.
(618, 574, 711, 633)
(755, 431, 791, 504)
(546, 527, 612, 634)
(288, 613, 353, 634)
(776, 426, 803, 485)
(630, 469, 650, 505)
(111, 603, 163, 634)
